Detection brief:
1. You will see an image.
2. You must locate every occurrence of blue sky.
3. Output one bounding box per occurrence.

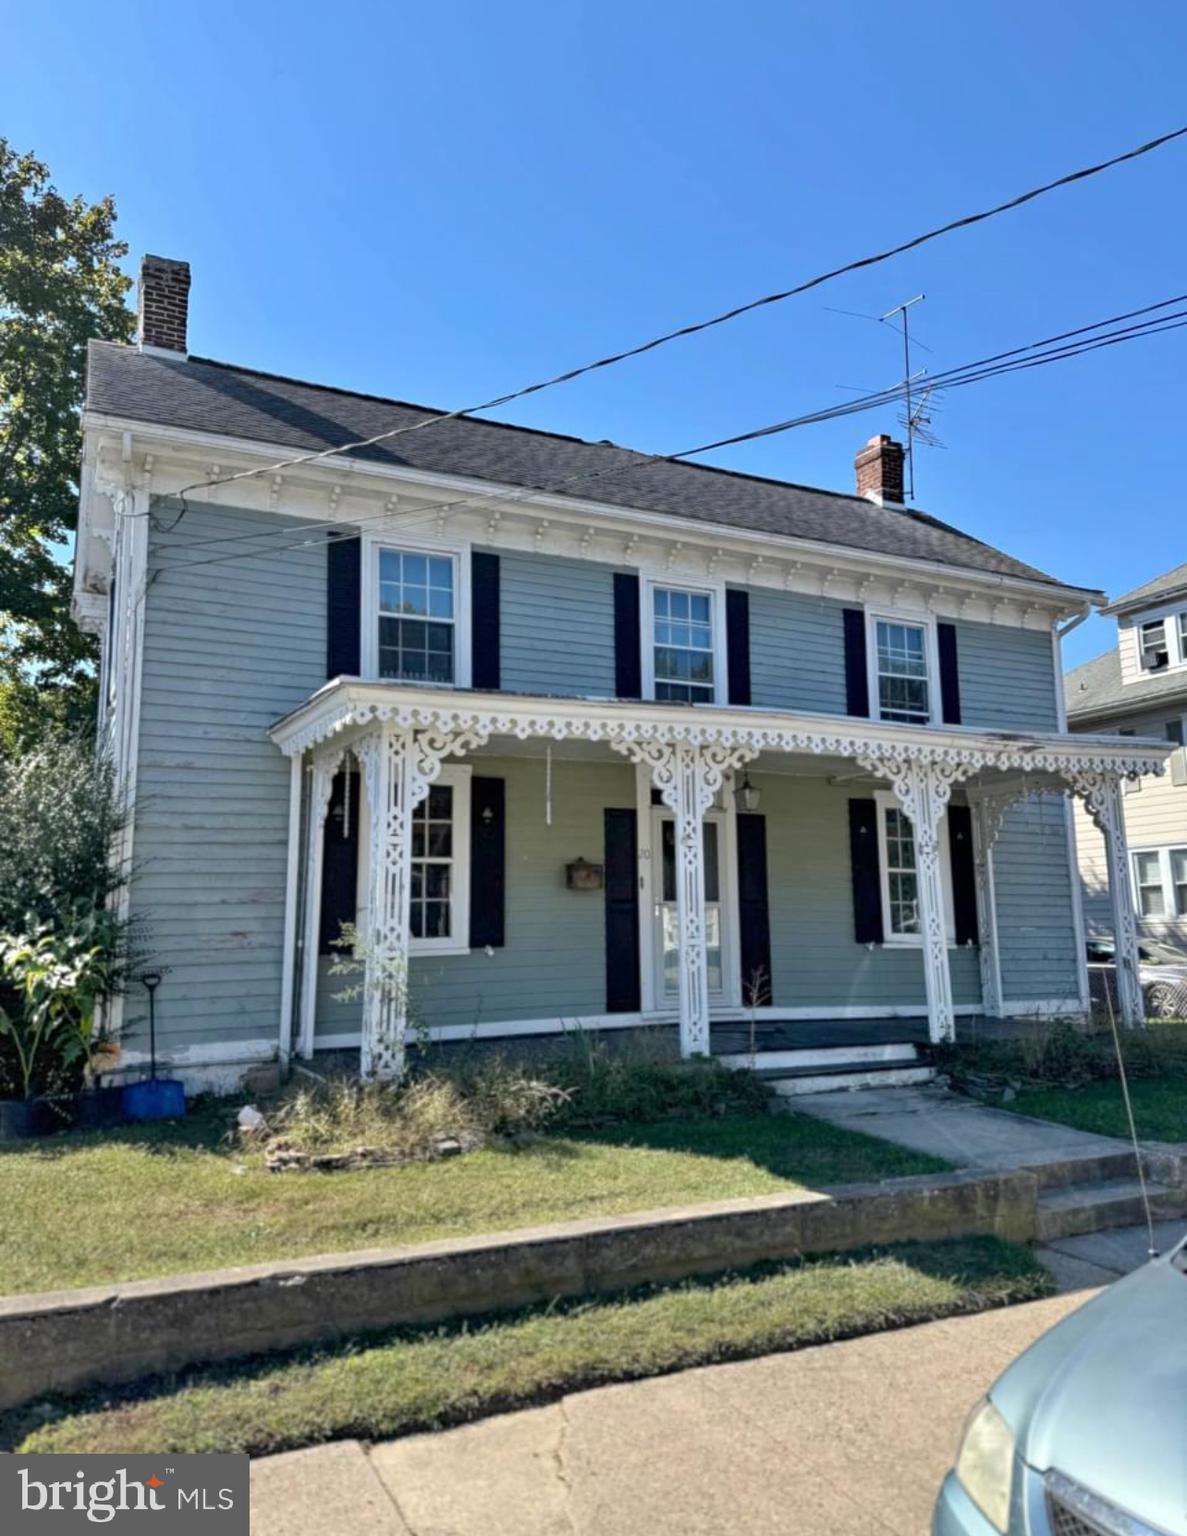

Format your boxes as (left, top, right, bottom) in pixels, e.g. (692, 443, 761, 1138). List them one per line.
(5, 1, 1185, 669)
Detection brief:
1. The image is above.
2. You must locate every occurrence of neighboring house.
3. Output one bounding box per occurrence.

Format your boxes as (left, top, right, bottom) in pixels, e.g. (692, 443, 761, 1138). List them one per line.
(1067, 564, 1187, 957)
(72, 256, 1170, 1091)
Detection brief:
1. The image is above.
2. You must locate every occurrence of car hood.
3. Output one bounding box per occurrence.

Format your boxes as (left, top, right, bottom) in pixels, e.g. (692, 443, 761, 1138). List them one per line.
(993, 1255, 1187, 1534)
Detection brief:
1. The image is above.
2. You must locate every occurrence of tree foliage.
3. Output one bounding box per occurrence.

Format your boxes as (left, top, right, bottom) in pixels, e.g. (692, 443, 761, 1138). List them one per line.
(0, 139, 134, 739)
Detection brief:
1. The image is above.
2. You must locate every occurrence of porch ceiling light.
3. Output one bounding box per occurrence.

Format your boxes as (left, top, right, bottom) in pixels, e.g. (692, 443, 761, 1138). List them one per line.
(735, 772, 761, 813)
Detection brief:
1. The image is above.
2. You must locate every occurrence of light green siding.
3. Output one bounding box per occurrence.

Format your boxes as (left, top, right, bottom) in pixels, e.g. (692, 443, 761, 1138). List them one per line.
(756, 773, 982, 1010)
(497, 550, 617, 697)
(747, 589, 849, 715)
(315, 755, 635, 1037)
(127, 501, 325, 1058)
(994, 795, 1080, 1002)
(956, 620, 1060, 730)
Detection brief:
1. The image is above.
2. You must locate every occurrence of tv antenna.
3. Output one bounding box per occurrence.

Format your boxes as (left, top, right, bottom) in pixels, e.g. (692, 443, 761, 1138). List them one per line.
(881, 294, 926, 499)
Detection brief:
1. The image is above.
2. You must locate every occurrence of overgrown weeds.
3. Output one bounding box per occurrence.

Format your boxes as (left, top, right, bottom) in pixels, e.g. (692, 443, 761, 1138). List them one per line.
(936, 1015, 1187, 1098)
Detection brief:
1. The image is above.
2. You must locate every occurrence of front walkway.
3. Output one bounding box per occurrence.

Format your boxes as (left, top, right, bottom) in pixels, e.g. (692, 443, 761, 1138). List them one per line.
(791, 1083, 1132, 1169)
(251, 1292, 1091, 1536)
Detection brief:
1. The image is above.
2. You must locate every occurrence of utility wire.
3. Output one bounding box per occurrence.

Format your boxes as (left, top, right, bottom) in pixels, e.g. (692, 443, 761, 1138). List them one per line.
(157, 123, 1187, 512)
(149, 295, 1187, 580)
(160, 290, 1187, 557)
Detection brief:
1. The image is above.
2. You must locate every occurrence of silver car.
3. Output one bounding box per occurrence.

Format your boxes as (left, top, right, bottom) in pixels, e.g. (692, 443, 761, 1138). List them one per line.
(1086, 935, 1187, 1019)
(934, 1233, 1187, 1534)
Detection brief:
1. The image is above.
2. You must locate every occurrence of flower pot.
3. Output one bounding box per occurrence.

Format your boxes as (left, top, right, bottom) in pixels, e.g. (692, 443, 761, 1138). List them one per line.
(77, 1085, 127, 1130)
(0, 1098, 48, 1140)
(122, 1078, 186, 1121)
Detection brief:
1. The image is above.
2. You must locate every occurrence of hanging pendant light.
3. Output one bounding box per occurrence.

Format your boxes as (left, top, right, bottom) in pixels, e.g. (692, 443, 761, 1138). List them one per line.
(735, 771, 761, 812)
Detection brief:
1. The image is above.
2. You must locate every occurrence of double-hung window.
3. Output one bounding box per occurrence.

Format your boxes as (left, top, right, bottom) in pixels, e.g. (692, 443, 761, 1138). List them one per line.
(1139, 618, 1169, 672)
(356, 766, 471, 954)
(377, 548, 457, 684)
(647, 583, 719, 704)
(875, 790, 954, 943)
(1178, 612, 1187, 661)
(1134, 851, 1168, 917)
(1132, 846, 1187, 920)
(872, 617, 932, 724)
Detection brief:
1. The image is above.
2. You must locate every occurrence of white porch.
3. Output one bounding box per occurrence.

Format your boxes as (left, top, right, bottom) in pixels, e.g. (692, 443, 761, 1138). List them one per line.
(270, 683, 1171, 1080)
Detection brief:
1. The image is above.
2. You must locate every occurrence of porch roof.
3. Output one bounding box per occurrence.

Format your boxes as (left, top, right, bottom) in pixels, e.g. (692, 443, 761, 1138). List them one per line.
(269, 679, 1172, 784)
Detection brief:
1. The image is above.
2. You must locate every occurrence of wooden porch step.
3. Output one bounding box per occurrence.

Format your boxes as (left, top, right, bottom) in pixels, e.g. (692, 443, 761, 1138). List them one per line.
(768, 1062, 937, 1097)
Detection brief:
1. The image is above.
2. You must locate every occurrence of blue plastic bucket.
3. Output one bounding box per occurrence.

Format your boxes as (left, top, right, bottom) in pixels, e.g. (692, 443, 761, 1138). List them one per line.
(122, 1078, 186, 1121)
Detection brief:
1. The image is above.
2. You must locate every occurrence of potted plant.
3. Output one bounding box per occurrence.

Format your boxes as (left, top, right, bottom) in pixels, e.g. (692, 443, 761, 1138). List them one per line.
(0, 915, 123, 1137)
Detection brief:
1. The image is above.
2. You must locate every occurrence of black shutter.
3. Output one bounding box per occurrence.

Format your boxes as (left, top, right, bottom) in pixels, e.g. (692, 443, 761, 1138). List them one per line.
(948, 803, 979, 945)
(471, 552, 501, 690)
(604, 808, 641, 1012)
(848, 798, 884, 943)
(843, 608, 869, 717)
(737, 813, 772, 1004)
(613, 573, 642, 699)
(319, 770, 359, 953)
(938, 622, 962, 725)
(726, 589, 752, 706)
(326, 535, 361, 679)
(470, 777, 506, 948)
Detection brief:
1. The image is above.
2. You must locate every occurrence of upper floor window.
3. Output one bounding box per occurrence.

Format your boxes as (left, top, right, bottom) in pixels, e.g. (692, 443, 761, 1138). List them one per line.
(377, 548, 456, 684)
(1139, 618, 1169, 672)
(873, 618, 932, 724)
(643, 580, 723, 704)
(1178, 612, 1187, 659)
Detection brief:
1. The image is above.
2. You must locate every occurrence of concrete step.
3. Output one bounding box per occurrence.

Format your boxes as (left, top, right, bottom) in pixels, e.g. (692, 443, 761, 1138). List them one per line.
(719, 1043, 921, 1074)
(771, 1064, 936, 1097)
(1036, 1179, 1186, 1241)
(1022, 1150, 1139, 1191)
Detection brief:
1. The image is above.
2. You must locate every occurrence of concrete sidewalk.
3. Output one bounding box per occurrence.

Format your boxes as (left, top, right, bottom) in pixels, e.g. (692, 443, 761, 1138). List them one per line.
(250, 1291, 1093, 1536)
(792, 1083, 1132, 1171)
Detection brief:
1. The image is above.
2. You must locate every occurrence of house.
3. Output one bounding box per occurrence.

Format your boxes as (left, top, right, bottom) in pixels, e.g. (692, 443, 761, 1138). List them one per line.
(72, 256, 1171, 1092)
(1066, 564, 1187, 964)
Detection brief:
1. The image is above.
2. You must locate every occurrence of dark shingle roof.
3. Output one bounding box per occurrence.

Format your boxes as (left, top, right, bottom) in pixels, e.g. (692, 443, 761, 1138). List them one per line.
(1104, 561, 1187, 614)
(87, 341, 1079, 590)
(1066, 645, 1187, 722)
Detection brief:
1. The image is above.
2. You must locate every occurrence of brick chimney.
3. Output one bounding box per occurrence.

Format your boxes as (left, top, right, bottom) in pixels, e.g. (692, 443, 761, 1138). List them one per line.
(855, 434, 905, 506)
(137, 255, 191, 354)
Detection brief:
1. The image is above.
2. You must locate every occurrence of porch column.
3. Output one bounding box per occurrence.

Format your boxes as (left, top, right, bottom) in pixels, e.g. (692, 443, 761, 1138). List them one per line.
(861, 754, 974, 1044)
(1068, 770, 1143, 1026)
(357, 719, 492, 1080)
(296, 749, 343, 1060)
(613, 738, 757, 1057)
(356, 724, 417, 1082)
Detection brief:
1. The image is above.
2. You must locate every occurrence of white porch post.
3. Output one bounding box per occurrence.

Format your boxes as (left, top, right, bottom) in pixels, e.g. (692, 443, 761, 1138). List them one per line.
(1069, 770, 1143, 1026)
(357, 723, 416, 1082)
(357, 719, 491, 1080)
(862, 754, 973, 1044)
(614, 738, 756, 1057)
(671, 743, 712, 1057)
(297, 750, 342, 1060)
(278, 755, 304, 1068)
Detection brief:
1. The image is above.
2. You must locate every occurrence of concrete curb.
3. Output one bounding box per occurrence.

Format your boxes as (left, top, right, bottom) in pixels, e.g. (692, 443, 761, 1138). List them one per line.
(0, 1167, 1037, 1410)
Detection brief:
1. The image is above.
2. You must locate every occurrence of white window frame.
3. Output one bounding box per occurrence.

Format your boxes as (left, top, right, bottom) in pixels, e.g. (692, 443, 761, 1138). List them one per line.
(640, 575, 727, 706)
(865, 608, 941, 727)
(360, 533, 472, 687)
(874, 790, 955, 946)
(1131, 844, 1187, 921)
(357, 764, 472, 955)
(1139, 617, 1170, 673)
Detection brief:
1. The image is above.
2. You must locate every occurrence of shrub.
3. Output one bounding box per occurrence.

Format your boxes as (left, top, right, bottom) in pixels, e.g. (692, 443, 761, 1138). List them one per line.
(937, 1015, 1187, 1095)
(543, 1034, 772, 1129)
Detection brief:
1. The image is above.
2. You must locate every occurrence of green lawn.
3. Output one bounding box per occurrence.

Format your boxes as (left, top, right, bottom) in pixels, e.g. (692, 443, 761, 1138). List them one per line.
(6, 1237, 1048, 1458)
(0, 1105, 947, 1296)
(1012, 1078, 1187, 1142)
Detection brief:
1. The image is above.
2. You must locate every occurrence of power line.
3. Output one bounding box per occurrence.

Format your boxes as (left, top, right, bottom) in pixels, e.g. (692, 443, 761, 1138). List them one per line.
(156, 123, 1187, 513)
(148, 292, 1187, 581)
